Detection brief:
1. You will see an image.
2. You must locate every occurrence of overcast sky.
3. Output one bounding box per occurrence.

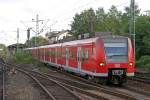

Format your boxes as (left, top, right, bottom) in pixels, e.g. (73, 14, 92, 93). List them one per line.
(0, 0, 149, 46)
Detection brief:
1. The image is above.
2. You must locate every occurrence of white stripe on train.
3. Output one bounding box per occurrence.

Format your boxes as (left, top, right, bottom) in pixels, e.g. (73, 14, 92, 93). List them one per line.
(43, 60, 134, 77)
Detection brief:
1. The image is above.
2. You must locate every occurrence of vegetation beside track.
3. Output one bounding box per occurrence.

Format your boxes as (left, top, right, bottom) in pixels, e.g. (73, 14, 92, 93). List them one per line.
(136, 55, 150, 72)
(13, 50, 35, 64)
(12, 49, 47, 70)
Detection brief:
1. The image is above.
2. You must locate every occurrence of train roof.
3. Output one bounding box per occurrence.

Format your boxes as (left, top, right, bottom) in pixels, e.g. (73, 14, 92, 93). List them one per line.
(62, 37, 100, 46)
(101, 35, 129, 39)
(101, 35, 129, 43)
(64, 35, 129, 45)
(25, 35, 129, 50)
(25, 43, 62, 50)
(25, 37, 99, 50)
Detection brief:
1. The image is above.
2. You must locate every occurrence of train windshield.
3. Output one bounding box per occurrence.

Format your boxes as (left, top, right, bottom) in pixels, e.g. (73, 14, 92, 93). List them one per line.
(104, 43, 128, 63)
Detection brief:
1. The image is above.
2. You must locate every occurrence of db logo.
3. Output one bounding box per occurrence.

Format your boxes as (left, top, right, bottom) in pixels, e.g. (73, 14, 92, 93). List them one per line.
(115, 64, 120, 67)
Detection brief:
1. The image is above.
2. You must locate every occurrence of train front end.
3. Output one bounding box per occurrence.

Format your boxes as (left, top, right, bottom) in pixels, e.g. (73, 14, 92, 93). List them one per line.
(102, 36, 135, 84)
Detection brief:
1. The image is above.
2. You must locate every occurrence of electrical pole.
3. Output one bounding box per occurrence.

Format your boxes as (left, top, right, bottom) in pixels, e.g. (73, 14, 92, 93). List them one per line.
(36, 14, 40, 35)
(90, 16, 94, 35)
(89, 9, 94, 36)
(35, 14, 38, 47)
(27, 28, 30, 47)
(129, 1, 132, 37)
(32, 14, 44, 60)
(17, 28, 19, 51)
(130, 0, 136, 60)
(32, 14, 44, 46)
(133, 0, 135, 61)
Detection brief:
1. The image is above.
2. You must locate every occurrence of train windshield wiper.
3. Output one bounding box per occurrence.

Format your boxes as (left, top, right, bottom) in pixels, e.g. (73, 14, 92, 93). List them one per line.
(107, 54, 126, 57)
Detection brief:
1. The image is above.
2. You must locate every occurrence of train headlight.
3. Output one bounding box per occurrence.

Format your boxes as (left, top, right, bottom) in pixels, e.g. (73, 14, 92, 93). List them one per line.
(129, 63, 133, 66)
(99, 63, 105, 67)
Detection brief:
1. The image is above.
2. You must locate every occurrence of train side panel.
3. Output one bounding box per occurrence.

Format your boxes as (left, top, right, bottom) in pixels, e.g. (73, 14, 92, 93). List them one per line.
(25, 36, 135, 84)
(68, 46, 77, 69)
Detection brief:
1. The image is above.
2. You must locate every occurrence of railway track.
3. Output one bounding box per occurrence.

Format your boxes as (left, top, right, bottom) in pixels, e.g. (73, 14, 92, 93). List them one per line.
(123, 85, 150, 96)
(2, 65, 5, 100)
(131, 76, 150, 84)
(132, 72, 150, 84)
(33, 69, 150, 100)
(124, 72, 150, 96)
(0, 64, 6, 100)
(36, 65, 150, 100)
(6, 63, 141, 100)
(43, 65, 150, 99)
(4, 63, 109, 100)
(3, 63, 83, 100)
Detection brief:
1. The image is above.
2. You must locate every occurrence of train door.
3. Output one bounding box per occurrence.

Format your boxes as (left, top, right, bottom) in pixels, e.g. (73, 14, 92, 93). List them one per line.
(55, 48, 57, 64)
(49, 48, 51, 62)
(44, 48, 45, 62)
(66, 48, 69, 67)
(77, 47, 81, 72)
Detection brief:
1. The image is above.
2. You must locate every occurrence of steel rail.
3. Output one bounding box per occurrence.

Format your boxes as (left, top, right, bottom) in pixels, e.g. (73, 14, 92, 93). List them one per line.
(2, 65, 5, 100)
(129, 76, 150, 84)
(4, 63, 83, 100)
(35, 70, 137, 100)
(9, 63, 137, 100)
(3, 64, 57, 100)
(30, 71, 108, 100)
(29, 72, 83, 100)
(36, 66, 138, 100)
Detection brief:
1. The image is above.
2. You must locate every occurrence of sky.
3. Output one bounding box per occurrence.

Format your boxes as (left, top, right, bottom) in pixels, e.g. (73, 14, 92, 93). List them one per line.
(0, 0, 149, 46)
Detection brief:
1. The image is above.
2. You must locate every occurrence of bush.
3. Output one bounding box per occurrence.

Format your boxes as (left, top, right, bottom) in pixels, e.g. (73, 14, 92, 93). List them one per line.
(135, 61, 141, 68)
(140, 56, 150, 65)
(137, 55, 150, 71)
(145, 64, 150, 72)
(13, 49, 35, 64)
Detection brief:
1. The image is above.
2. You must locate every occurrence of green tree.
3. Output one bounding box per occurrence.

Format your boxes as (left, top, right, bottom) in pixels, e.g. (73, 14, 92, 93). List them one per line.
(71, 6, 125, 36)
(71, 8, 96, 37)
(0, 44, 7, 59)
(106, 5, 123, 35)
(25, 36, 49, 47)
(124, 4, 140, 17)
(95, 8, 108, 31)
(135, 15, 150, 59)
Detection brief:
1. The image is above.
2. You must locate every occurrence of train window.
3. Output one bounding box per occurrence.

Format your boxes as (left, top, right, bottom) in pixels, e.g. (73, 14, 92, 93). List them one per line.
(81, 49, 85, 61)
(50, 50, 55, 57)
(104, 43, 128, 63)
(55, 49, 57, 58)
(70, 52, 73, 58)
(41, 49, 43, 56)
(48, 50, 51, 56)
(70, 52, 76, 59)
(92, 48, 96, 55)
(46, 51, 49, 56)
(85, 50, 89, 60)
(82, 49, 89, 61)
(82, 49, 85, 58)
(69, 49, 76, 59)
(40, 50, 42, 56)
(57, 49, 61, 58)
(44, 49, 48, 56)
(66, 48, 70, 59)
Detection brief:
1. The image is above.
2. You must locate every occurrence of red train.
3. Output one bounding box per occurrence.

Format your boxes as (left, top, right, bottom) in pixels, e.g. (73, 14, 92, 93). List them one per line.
(25, 35, 135, 84)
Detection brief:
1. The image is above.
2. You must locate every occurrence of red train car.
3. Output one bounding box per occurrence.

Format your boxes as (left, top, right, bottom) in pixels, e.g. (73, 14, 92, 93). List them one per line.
(25, 35, 135, 84)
